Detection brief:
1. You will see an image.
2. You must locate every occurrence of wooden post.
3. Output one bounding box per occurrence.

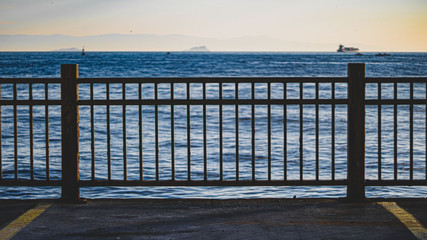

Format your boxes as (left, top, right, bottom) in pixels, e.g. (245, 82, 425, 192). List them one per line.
(61, 64, 80, 202)
(347, 63, 366, 201)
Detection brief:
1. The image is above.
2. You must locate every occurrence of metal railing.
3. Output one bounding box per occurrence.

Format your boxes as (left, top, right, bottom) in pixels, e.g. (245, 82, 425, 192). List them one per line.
(0, 63, 426, 202)
(365, 77, 427, 186)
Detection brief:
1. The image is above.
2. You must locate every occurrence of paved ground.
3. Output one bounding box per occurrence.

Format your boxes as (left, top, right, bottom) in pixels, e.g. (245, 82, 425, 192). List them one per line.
(1, 198, 426, 240)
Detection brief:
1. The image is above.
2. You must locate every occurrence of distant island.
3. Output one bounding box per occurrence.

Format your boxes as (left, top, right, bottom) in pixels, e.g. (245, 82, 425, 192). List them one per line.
(187, 46, 209, 52)
(53, 47, 80, 52)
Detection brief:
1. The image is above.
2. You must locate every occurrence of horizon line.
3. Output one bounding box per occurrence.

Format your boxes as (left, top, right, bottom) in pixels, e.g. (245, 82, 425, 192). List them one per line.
(1, 50, 427, 53)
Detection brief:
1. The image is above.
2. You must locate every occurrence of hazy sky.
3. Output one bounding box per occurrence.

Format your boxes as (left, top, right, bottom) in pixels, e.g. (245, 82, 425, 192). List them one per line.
(1, 0, 427, 51)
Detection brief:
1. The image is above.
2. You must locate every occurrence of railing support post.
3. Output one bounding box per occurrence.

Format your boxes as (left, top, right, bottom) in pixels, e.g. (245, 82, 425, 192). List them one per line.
(61, 64, 80, 203)
(347, 63, 366, 202)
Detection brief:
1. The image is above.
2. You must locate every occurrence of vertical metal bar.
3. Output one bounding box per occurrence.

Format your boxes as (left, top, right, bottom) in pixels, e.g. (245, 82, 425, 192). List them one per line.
(251, 82, 255, 181)
(219, 83, 223, 181)
(426, 83, 427, 181)
(283, 83, 287, 180)
(155, 83, 159, 181)
(187, 83, 191, 180)
(90, 83, 95, 180)
(106, 83, 111, 181)
(347, 63, 366, 201)
(171, 83, 175, 181)
(61, 64, 79, 202)
(394, 82, 398, 180)
(139, 83, 143, 181)
(203, 83, 207, 181)
(0, 83, 2, 180)
(299, 82, 303, 181)
(315, 82, 319, 181)
(122, 82, 127, 181)
(409, 82, 414, 180)
(332, 82, 336, 180)
(268, 82, 272, 181)
(235, 83, 239, 180)
(45, 83, 49, 180)
(378, 83, 382, 180)
(13, 83, 18, 180)
(29, 83, 34, 180)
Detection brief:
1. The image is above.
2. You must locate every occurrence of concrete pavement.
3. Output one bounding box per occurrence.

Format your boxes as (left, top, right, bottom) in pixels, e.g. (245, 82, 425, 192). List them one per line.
(1, 198, 426, 239)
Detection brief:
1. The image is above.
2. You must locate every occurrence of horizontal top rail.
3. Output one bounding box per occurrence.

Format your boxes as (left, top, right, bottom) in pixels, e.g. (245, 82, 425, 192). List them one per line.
(0, 78, 61, 83)
(77, 77, 348, 84)
(366, 77, 427, 83)
(2, 77, 426, 84)
(0, 77, 427, 84)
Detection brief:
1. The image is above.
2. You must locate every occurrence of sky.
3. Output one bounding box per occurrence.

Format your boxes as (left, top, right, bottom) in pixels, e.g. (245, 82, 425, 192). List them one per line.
(1, 0, 427, 51)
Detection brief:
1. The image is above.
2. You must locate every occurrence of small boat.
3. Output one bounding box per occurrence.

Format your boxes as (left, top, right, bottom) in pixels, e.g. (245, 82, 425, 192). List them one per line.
(355, 53, 363, 56)
(81, 47, 86, 56)
(375, 53, 390, 57)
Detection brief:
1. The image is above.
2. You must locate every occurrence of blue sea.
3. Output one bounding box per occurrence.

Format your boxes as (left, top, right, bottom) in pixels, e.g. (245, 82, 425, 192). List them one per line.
(1, 51, 427, 199)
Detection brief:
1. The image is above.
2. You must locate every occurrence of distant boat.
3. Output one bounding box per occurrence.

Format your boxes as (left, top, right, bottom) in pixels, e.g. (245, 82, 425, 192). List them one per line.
(375, 53, 390, 57)
(81, 47, 85, 56)
(337, 44, 359, 52)
(355, 53, 363, 56)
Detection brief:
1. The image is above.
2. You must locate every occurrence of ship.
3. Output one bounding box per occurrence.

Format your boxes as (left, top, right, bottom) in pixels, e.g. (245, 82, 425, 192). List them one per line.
(81, 46, 85, 56)
(337, 44, 359, 52)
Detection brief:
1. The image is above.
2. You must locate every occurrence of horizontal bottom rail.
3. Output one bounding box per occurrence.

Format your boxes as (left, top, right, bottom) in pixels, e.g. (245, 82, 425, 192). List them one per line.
(0, 180, 62, 186)
(78, 180, 348, 187)
(365, 180, 427, 186)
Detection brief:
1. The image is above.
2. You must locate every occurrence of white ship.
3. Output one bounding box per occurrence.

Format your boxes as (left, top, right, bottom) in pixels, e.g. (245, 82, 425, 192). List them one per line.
(337, 44, 359, 52)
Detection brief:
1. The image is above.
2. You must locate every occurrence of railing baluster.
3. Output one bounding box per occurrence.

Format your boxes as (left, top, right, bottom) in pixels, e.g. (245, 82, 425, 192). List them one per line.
(203, 83, 207, 181)
(91, 83, 95, 180)
(331, 82, 335, 180)
(299, 82, 303, 181)
(45, 83, 50, 180)
(283, 82, 287, 180)
(13, 83, 18, 180)
(0, 83, 2, 180)
(29, 83, 34, 180)
(315, 82, 319, 181)
(219, 83, 223, 181)
(410, 82, 414, 180)
(106, 83, 111, 181)
(123, 83, 127, 181)
(394, 82, 398, 180)
(139, 83, 143, 181)
(171, 83, 175, 181)
(268, 82, 272, 181)
(187, 83, 191, 180)
(378, 83, 382, 180)
(235, 83, 239, 181)
(155, 83, 159, 181)
(251, 82, 255, 181)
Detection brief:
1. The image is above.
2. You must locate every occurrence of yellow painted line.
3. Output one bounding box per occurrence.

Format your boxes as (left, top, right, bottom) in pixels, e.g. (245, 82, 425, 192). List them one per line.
(0, 202, 52, 240)
(379, 202, 427, 240)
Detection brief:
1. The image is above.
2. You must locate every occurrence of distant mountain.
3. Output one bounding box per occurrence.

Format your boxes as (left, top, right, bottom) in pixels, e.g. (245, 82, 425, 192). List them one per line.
(187, 46, 209, 51)
(53, 47, 80, 51)
(0, 33, 357, 51)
